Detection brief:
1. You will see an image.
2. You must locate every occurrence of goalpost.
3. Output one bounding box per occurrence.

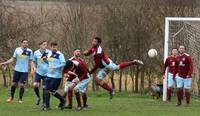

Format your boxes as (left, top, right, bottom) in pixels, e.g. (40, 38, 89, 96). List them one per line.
(163, 17, 200, 101)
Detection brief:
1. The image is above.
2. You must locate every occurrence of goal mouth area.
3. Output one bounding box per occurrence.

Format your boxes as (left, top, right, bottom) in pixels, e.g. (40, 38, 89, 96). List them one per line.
(163, 17, 200, 101)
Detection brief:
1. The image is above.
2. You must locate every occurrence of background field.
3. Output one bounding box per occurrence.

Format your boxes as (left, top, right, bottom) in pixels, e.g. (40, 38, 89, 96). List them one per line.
(0, 87, 200, 116)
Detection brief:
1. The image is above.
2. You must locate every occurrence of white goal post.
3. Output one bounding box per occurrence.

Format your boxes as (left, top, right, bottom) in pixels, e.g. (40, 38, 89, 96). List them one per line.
(163, 17, 200, 101)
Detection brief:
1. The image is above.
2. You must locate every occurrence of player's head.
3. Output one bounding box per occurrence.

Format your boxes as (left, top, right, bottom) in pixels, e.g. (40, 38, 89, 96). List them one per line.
(39, 40, 48, 50)
(64, 60, 74, 70)
(73, 48, 81, 57)
(178, 45, 185, 54)
(21, 39, 28, 48)
(50, 42, 58, 52)
(171, 48, 178, 56)
(92, 37, 101, 47)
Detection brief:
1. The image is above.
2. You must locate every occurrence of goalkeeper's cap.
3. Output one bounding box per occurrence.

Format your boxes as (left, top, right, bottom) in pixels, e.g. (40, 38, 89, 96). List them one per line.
(64, 60, 74, 70)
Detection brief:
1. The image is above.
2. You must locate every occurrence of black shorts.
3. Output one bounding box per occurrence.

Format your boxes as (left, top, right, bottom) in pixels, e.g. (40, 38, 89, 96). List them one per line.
(45, 77, 61, 92)
(13, 71, 28, 84)
(34, 73, 46, 87)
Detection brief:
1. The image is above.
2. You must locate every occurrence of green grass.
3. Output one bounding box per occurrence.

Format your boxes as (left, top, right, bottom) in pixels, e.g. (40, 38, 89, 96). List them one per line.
(0, 87, 200, 116)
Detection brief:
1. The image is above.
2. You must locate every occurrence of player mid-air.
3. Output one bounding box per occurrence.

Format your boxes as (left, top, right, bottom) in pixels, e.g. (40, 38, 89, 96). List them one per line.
(63, 49, 92, 111)
(174, 45, 193, 107)
(162, 48, 178, 102)
(83, 37, 143, 99)
(32, 40, 50, 105)
(0, 39, 34, 104)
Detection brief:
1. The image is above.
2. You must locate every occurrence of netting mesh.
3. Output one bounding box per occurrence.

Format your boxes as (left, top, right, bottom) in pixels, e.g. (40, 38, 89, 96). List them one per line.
(168, 21, 200, 96)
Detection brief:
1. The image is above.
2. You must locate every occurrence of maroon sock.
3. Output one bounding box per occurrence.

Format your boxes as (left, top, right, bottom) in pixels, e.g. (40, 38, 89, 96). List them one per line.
(167, 88, 172, 101)
(185, 91, 190, 105)
(118, 61, 134, 69)
(75, 92, 81, 107)
(101, 83, 112, 92)
(68, 89, 73, 106)
(177, 89, 183, 105)
(82, 93, 87, 106)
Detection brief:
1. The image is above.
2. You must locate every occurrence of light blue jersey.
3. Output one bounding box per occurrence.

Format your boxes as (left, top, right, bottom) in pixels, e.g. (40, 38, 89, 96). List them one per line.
(13, 47, 33, 72)
(33, 49, 50, 76)
(46, 50, 65, 78)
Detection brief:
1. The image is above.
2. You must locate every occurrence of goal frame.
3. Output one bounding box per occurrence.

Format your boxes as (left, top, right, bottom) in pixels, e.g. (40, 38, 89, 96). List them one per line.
(163, 17, 200, 101)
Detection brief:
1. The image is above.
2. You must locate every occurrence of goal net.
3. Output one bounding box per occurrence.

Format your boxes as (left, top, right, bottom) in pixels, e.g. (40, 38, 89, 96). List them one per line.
(163, 17, 200, 101)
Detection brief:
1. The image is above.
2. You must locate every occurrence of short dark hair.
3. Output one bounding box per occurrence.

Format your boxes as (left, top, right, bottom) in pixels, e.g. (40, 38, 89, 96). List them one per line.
(21, 39, 28, 43)
(73, 48, 81, 51)
(39, 40, 47, 45)
(94, 37, 102, 43)
(64, 60, 74, 70)
(172, 47, 178, 50)
(50, 41, 58, 46)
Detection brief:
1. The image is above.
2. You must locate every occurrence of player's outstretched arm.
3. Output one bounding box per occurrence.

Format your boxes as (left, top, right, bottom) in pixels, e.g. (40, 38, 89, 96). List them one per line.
(83, 48, 93, 56)
(0, 57, 15, 66)
(30, 61, 36, 75)
(187, 56, 193, 77)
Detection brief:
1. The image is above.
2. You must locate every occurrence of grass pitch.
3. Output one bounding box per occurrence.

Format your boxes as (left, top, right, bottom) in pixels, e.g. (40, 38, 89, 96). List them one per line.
(0, 87, 200, 116)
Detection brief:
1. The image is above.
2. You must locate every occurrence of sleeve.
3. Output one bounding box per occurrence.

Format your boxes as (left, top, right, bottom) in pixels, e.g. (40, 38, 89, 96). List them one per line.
(55, 53, 66, 68)
(29, 50, 33, 60)
(84, 48, 93, 56)
(187, 56, 193, 77)
(33, 51, 37, 62)
(173, 60, 178, 79)
(12, 48, 17, 59)
(162, 58, 169, 75)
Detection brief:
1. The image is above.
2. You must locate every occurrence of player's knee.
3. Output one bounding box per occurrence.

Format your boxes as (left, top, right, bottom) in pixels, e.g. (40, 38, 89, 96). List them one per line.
(74, 88, 79, 93)
(19, 83, 25, 88)
(185, 89, 191, 92)
(12, 83, 17, 87)
(116, 65, 120, 70)
(33, 83, 39, 87)
(95, 77, 102, 85)
(49, 90, 56, 95)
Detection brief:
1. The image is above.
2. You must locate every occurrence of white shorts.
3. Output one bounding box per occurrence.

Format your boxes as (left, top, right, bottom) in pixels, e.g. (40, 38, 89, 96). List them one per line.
(167, 73, 175, 88)
(64, 81, 75, 92)
(97, 59, 118, 80)
(74, 74, 92, 93)
(175, 76, 192, 89)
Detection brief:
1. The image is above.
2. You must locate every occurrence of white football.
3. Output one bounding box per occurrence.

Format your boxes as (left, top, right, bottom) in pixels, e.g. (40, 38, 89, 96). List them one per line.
(148, 49, 158, 58)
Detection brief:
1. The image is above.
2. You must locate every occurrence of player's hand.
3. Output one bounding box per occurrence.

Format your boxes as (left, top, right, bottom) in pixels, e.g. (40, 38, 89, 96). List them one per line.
(0, 62, 5, 67)
(162, 75, 165, 80)
(83, 50, 88, 55)
(186, 75, 190, 78)
(72, 77, 80, 84)
(42, 56, 47, 61)
(63, 73, 69, 78)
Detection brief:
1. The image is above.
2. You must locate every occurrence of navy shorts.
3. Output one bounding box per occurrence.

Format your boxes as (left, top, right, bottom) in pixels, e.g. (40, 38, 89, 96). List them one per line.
(45, 77, 62, 92)
(34, 73, 46, 86)
(13, 71, 28, 84)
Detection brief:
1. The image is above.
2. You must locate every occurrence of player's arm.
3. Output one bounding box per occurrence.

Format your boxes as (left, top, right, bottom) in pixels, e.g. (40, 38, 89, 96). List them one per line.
(172, 60, 178, 80)
(83, 48, 93, 56)
(29, 51, 36, 75)
(0, 48, 18, 66)
(162, 58, 169, 75)
(67, 71, 79, 85)
(32, 52, 38, 72)
(0, 57, 15, 66)
(50, 54, 65, 69)
(162, 58, 169, 79)
(187, 56, 193, 77)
